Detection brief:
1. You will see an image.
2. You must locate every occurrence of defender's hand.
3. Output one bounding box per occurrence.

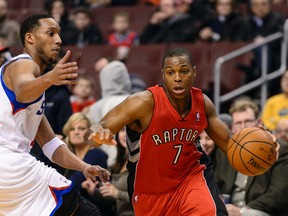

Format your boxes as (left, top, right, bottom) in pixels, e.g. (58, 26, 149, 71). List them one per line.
(83, 165, 111, 182)
(45, 50, 78, 85)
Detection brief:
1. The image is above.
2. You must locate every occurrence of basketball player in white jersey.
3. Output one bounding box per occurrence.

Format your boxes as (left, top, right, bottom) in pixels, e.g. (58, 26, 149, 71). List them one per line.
(0, 14, 110, 216)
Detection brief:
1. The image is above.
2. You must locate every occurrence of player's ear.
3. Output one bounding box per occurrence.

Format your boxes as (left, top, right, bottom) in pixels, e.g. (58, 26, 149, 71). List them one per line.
(25, 33, 34, 45)
(192, 66, 196, 78)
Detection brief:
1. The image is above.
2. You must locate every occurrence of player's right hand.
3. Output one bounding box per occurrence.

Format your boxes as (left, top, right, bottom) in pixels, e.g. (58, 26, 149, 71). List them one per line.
(88, 126, 117, 146)
(45, 50, 78, 85)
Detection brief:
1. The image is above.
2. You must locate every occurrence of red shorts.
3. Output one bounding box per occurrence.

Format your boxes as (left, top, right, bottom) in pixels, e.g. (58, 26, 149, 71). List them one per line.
(132, 170, 217, 216)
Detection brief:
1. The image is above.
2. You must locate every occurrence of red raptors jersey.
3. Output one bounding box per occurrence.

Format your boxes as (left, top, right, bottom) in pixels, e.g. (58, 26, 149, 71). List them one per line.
(134, 85, 208, 194)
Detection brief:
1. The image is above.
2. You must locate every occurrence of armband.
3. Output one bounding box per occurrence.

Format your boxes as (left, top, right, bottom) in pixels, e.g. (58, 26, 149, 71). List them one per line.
(42, 137, 66, 162)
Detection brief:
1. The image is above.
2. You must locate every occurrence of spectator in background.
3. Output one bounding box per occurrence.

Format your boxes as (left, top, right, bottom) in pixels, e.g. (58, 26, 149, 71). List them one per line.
(107, 11, 139, 63)
(261, 70, 288, 131)
(199, 130, 218, 169)
(199, 0, 242, 42)
(69, 7, 103, 47)
(93, 56, 147, 94)
(214, 97, 288, 216)
(82, 128, 135, 216)
(63, 113, 108, 204)
(87, 60, 132, 166)
(70, 74, 96, 113)
(235, 0, 285, 92)
(45, 0, 76, 46)
(0, 0, 21, 46)
(139, 0, 199, 44)
(107, 11, 139, 48)
(274, 119, 288, 143)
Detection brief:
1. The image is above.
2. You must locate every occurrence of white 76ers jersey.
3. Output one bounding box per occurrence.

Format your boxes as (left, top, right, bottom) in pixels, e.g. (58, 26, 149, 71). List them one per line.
(0, 54, 45, 153)
(0, 54, 72, 216)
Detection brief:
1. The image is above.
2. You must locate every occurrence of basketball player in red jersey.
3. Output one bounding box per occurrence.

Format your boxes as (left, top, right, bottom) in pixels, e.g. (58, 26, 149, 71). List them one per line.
(86, 47, 277, 215)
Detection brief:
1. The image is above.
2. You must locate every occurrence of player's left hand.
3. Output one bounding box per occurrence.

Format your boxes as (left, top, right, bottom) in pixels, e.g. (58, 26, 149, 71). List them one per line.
(83, 165, 111, 182)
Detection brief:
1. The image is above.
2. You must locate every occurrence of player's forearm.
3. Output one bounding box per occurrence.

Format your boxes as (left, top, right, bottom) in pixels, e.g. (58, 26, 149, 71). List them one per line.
(52, 145, 89, 172)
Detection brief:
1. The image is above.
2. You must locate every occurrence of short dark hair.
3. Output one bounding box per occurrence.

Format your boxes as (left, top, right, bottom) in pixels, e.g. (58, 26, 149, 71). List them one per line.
(162, 47, 195, 68)
(20, 14, 52, 46)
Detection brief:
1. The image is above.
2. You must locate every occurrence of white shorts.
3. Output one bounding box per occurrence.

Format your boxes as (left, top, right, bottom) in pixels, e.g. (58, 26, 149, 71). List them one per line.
(0, 150, 72, 216)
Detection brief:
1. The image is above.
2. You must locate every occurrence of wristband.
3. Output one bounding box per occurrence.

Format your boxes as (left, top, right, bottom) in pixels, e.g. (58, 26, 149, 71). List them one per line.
(42, 137, 66, 162)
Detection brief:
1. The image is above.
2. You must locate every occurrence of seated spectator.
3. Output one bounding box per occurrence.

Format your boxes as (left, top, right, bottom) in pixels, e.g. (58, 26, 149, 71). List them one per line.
(107, 11, 139, 48)
(70, 74, 96, 113)
(139, 0, 199, 44)
(199, 0, 242, 42)
(87, 60, 132, 166)
(68, 7, 104, 47)
(82, 128, 134, 216)
(274, 119, 288, 143)
(261, 70, 288, 131)
(235, 0, 285, 93)
(93, 56, 147, 93)
(0, 0, 21, 46)
(45, 0, 76, 45)
(62, 113, 108, 198)
(214, 97, 288, 216)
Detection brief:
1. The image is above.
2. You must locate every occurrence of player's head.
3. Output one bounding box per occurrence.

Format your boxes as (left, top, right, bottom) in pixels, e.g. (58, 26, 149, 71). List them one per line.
(162, 47, 196, 100)
(229, 97, 260, 133)
(20, 14, 61, 64)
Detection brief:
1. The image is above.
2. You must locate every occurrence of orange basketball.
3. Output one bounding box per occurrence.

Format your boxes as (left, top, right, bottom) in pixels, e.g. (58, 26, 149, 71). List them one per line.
(227, 127, 277, 176)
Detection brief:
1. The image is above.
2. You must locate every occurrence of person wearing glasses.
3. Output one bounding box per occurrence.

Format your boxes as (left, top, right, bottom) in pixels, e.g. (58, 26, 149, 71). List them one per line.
(214, 97, 288, 216)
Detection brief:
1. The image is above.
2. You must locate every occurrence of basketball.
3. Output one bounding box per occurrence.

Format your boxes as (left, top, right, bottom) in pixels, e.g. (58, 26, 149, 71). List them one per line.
(227, 127, 277, 176)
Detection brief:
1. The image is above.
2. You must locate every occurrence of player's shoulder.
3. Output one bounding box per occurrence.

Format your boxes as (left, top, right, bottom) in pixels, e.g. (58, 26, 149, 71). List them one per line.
(128, 90, 153, 101)
(124, 90, 154, 110)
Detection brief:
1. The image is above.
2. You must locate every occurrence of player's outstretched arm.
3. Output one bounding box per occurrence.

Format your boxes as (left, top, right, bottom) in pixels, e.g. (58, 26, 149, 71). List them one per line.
(86, 91, 153, 146)
(6, 50, 77, 103)
(36, 116, 110, 182)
